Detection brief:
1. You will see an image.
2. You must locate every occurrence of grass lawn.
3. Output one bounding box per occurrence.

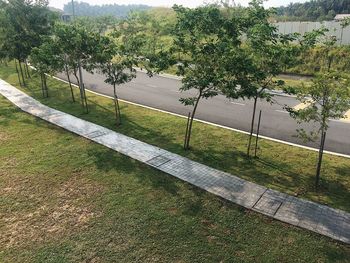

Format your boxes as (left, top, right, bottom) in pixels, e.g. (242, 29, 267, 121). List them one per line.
(0, 93, 350, 262)
(0, 62, 349, 214)
(275, 77, 312, 90)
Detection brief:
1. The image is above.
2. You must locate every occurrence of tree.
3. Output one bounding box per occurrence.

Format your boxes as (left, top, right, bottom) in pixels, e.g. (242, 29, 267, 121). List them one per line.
(286, 37, 350, 188)
(30, 38, 65, 98)
(221, 0, 298, 157)
(0, 0, 57, 86)
(52, 23, 104, 112)
(100, 54, 136, 125)
(171, 5, 232, 150)
(287, 72, 350, 188)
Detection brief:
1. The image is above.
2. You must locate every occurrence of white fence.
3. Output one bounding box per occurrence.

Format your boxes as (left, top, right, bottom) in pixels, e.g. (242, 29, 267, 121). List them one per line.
(275, 21, 350, 45)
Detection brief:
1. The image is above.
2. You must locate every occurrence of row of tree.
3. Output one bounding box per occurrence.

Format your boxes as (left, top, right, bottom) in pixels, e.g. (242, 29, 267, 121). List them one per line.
(63, 1, 151, 18)
(274, 0, 350, 21)
(1, 0, 349, 189)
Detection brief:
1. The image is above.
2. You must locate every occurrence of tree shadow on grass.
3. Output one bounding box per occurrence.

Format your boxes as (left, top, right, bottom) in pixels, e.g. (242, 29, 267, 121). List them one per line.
(85, 142, 210, 216)
(86, 146, 180, 196)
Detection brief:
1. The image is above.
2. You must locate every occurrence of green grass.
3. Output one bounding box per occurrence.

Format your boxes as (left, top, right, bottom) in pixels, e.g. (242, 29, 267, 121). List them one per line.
(0, 62, 349, 214)
(0, 92, 349, 262)
(275, 77, 312, 90)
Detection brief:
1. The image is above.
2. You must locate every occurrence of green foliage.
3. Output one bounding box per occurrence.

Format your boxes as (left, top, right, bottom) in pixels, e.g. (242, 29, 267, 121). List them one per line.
(30, 38, 64, 75)
(0, 0, 57, 61)
(173, 5, 227, 101)
(115, 8, 177, 74)
(229, 1, 297, 99)
(287, 72, 350, 142)
(52, 23, 105, 77)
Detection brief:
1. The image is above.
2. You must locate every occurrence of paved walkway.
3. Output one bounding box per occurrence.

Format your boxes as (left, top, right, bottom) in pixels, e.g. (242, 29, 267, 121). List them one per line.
(0, 79, 349, 244)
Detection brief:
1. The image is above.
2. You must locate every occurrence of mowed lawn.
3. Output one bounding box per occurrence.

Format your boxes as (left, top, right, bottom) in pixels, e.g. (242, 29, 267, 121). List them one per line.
(0, 62, 349, 214)
(1, 92, 350, 262)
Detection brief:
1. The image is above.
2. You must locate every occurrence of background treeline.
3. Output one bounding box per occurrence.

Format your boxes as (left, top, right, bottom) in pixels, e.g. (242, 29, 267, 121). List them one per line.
(273, 0, 350, 21)
(63, 1, 151, 17)
(61, 0, 350, 22)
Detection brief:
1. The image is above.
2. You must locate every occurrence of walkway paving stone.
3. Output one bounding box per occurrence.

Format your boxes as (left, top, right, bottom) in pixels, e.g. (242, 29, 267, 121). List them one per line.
(0, 79, 349, 244)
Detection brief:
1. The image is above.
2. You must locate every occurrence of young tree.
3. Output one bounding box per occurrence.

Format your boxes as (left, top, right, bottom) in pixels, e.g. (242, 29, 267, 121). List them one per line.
(171, 5, 235, 150)
(30, 38, 65, 98)
(286, 72, 350, 189)
(53, 23, 104, 112)
(286, 36, 350, 189)
(100, 55, 136, 125)
(221, 0, 298, 157)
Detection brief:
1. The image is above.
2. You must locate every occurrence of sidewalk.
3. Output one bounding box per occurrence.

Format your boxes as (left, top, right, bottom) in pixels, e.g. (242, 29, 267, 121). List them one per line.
(0, 79, 349, 244)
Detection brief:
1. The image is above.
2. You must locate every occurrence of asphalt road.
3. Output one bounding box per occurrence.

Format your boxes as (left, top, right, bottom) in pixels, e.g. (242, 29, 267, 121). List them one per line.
(57, 70, 350, 156)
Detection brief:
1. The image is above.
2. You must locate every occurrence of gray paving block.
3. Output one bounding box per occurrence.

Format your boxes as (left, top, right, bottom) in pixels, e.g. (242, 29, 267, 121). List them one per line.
(147, 155, 171, 167)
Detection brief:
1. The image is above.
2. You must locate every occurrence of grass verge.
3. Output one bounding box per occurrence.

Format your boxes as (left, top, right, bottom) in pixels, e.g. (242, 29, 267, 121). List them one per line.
(0, 93, 349, 262)
(0, 62, 349, 213)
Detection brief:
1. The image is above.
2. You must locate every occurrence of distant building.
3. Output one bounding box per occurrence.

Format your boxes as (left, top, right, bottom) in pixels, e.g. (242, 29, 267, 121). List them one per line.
(334, 14, 350, 21)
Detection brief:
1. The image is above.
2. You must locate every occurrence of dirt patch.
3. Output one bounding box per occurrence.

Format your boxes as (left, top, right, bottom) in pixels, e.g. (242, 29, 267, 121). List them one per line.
(0, 131, 10, 142)
(0, 175, 104, 249)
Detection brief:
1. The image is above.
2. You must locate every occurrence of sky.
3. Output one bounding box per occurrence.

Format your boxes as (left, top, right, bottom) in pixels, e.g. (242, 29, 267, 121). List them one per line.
(49, 0, 309, 10)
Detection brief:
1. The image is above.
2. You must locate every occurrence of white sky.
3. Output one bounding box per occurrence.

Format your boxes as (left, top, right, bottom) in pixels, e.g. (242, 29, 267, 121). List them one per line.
(49, 0, 309, 10)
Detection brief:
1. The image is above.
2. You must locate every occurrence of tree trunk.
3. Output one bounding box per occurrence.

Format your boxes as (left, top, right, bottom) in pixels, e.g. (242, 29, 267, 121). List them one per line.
(82, 83, 89, 113)
(315, 130, 326, 190)
(18, 60, 26, 87)
(65, 63, 75, 102)
(43, 74, 48, 98)
(77, 61, 88, 112)
(185, 92, 202, 150)
(25, 60, 31, 78)
(40, 73, 45, 97)
(73, 71, 80, 87)
(113, 84, 121, 126)
(23, 62, 28, 78)
(247, 96, 258, 157)
(15, 60, 22, 87)
(73, 69, 86, 109)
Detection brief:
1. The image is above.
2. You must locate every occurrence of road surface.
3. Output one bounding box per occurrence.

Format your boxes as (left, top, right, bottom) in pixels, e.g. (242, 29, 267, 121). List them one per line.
(57, 70, 350, 156)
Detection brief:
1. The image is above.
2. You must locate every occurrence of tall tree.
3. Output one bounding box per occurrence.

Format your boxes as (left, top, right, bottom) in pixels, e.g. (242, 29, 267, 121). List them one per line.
(52, 23, 103, 112)
(222, 0, 298, 157)
(30, 38, 65, 98)
(172, 5, 234, 150)
(81, 30, 134, 125)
